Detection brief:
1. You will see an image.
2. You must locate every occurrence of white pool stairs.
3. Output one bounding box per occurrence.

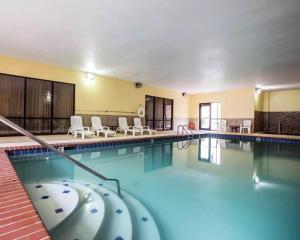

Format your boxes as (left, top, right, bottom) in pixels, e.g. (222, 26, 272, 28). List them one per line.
(25, 180, 160, 240)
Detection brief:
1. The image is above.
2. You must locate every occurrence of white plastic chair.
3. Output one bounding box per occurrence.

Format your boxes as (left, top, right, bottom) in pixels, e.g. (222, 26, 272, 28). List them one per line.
(118, 117, 141, 136)
(240, 120, 252, 133)
(218, 120, 227, 132)
(70, 116, 95, 139)
(91, 116, 116, 138)
(134, 118, 157, 135)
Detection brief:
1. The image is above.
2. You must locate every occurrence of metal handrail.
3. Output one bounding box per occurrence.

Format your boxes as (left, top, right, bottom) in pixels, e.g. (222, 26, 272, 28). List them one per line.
(176, 125, 194, 150)
(0, 115, 122, 198)
(177, 124, 194, 139)
(177, 140, 192, 150)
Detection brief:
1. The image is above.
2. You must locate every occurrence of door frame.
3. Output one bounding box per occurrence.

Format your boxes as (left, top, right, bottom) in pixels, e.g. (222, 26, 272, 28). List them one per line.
(199, 103, 211, 130)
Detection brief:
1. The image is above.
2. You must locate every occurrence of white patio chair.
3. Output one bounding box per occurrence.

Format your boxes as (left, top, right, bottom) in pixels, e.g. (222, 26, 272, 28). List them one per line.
(134, 118, 157, 135)
(240, 120, 252, 133)
(117, 117, 141, 136)
(218, 120, 227, 132)
(91, 116, 116, 138)
(70, 116, 95, 139)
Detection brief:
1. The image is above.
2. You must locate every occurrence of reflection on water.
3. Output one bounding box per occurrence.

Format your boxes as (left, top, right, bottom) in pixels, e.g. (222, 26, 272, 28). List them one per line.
(253, 141, 300, 186)
(196, 138, 300, 186)
(198, 138, 221, 164)
(198, 138, 254, 165)
(11, 138, 300, 188)
(11, 142, 174, 182)
(11, 153, 75, 181)
(144, 142, 172, 172)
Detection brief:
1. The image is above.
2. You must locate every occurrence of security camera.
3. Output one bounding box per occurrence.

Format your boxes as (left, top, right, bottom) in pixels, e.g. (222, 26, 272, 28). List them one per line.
(135, 82, 142, 88)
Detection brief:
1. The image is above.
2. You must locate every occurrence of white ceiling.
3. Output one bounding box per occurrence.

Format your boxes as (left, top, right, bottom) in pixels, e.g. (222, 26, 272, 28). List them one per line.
(1, 0, 300, 93)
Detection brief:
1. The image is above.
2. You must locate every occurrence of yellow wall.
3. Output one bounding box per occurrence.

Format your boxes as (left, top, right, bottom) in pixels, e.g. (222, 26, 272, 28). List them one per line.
(263, 89, 300, 112)
(188, 88, 255, 119)
(8, 54, 300, 128)
(0, 55, 188, 120)
(254, 91, 264, 112)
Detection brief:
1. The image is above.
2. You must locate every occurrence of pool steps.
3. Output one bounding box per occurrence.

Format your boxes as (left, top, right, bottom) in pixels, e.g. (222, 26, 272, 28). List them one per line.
(24, 180, 160, 240)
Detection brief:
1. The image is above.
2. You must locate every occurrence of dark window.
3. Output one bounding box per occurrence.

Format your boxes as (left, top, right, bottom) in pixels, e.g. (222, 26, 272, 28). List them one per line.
(53, 82, 74, 118)
(145, 95, 173, 131)
(145, 96, 154, 129)
(0, 73, 75, 136)
(0, 75, 25, 118)
(0, 75, 25, 135)
(25, 78, 52, 118)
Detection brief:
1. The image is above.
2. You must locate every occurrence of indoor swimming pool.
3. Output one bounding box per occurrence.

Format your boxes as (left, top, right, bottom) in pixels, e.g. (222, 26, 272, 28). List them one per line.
(9, 136, 300, 240)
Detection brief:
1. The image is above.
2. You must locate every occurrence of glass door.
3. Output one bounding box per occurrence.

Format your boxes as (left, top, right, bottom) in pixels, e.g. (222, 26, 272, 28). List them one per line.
(200, 103, 211, 129)
(210, 102, 221, 130)
(199, 102, 221, 130)
(164, 98, 173, 130)
(154, 97, 164, 130)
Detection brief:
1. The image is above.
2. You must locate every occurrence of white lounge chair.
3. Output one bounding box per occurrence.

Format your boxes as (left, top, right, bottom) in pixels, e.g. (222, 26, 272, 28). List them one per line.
(70, 116, 95, 139)
(118, 117, 141, 136)
(91, 116, 116, 138)
(240, 120, 252, 133)
(134, 118, 157, 135)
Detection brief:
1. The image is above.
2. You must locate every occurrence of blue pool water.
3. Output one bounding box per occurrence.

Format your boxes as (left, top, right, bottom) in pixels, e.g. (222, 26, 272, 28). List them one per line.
(10, 137, 300, 240)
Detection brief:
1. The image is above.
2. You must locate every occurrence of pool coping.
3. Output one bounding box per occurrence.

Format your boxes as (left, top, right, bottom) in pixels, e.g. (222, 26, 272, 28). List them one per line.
(3, 134, 201, 155)
(2, 132, 300, 156)
(1, 132, 300, 238)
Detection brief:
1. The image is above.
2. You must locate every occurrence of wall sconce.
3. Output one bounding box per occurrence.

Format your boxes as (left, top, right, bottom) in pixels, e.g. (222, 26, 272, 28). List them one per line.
(85, 72, 95, 81)
(44, 91, 52, 103)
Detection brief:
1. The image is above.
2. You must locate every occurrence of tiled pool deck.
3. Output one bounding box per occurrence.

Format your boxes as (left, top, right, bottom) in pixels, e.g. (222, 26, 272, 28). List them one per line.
(1, 131, 300, 149)
(1, 130, 300, 239)
(0, 150, 50, 240)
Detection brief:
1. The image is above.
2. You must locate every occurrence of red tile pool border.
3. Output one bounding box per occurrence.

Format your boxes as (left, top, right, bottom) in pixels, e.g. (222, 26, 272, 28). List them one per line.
(0, 150, 50, 240)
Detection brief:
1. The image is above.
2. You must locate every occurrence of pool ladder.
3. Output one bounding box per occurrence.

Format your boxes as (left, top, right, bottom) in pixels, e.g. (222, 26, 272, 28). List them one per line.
(177, 125, 194, 138)
(0, 115, 122, 198)
(177, 125, 194, 149)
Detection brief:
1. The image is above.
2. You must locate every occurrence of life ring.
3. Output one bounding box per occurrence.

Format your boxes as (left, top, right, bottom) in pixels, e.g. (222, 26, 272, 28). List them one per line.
(137, 107, 145, 117)
(189, 122, 195, 130)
